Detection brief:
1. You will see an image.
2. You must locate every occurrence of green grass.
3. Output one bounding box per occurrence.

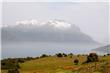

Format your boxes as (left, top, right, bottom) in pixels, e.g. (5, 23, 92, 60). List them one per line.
(19, 56, 86, 73)
(20, 57, 74, 73)
(1, 55, 110, 73)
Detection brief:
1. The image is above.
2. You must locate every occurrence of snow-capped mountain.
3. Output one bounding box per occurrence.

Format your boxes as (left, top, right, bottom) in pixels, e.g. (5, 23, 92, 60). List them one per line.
(1, 19, 98, 44)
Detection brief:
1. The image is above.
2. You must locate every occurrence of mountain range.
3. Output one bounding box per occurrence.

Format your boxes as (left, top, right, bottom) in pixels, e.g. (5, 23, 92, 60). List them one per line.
(2, 20, 98, 44)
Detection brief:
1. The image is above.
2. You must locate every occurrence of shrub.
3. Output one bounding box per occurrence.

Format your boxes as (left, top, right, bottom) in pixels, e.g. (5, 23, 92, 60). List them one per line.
(56, 53, 63, 57)
(1, 62, 6, 66)
(16, 63, 20, 69)
(1, 59, 20, 69)
(86, 53, 99, 63)
(107, 53, 110, 56)
(68, 53, 73, 56)
(17, 59, 25, 63)
(74, 59, 79, 65)
(49, 55, 52, 57)
(103, 55, 106, 57)
(68, 53, 73, 58)
(26, 57, 33, 60)
(40, 54, 48, 58)
(35, 57, 39, 59)
(8, 68, 20, 73)
(63, 53, 67, 57)
(77, 54, 81, 57)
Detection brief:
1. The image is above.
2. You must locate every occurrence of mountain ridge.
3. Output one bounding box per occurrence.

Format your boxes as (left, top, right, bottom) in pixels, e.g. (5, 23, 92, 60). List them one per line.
(2, 20, 98, 44)
(92, 44, 110, 54)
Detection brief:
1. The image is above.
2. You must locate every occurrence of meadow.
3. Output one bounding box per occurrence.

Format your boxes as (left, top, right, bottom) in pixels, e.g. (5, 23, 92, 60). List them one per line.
(1, 53, 110, 73)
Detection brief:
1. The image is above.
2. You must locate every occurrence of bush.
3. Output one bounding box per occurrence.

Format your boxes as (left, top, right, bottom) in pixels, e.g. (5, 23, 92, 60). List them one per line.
(74, 59, 79, 65)
(26, 57, 33, 60)
(62, 53, 67, 57)
(40, 54, 48, 58)
(35, 57, 39, 59)
(68, 53, 73, 58)
(56, 53, 63, 57)
(77, 54, 81, 57)
(16, 63, 20, 69)
(86, 53, 99, 63)
(1, 62, 6, 66)
(107, 53, 110, 56)
(1, 59, 20, 69)
(8, 68, 19, 73)
(17, 59, 25, 63)
(68, 53, 73, 56)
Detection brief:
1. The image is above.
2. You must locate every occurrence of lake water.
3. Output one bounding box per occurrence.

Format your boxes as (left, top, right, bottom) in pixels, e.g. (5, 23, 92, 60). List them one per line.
(2, 42, 101, 58)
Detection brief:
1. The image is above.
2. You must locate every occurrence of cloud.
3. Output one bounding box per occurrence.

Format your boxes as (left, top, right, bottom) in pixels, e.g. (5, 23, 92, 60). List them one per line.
(3, 0, 108, 2)
(16, 19, 39, 26)
(15, 19, 72, 29)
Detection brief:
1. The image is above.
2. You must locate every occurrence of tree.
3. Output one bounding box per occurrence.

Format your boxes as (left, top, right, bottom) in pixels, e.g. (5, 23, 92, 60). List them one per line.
(1, 59, 20, 69)
(26, 57, 33, 60)
(86, 53, 99, 63)
(40, 54, 48, 58)
(62, 53, 67, 57)
(74, 59, 79, 65)
(56, 53, 63, 57)
(17, 59, 25, 63)
(68, 53, 73, 58)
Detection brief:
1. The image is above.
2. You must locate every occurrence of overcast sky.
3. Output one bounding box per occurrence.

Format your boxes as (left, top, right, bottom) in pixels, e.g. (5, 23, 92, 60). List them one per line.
(1, 0, 109, 2)
(1, 1, 109, 44)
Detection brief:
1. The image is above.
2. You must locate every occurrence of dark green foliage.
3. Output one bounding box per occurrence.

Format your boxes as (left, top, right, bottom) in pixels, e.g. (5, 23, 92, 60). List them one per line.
(74, 59, 79, 65)
(1, 62, 6, 66)
(103, 55, 106, 57)
(35, 57, 39, 59)
(49, 55, 52, 57)
(56, 53, 71, 57)
(16, 63, 20, 69)
(107, 54, 110, 56)
(62, 53, 67, 57)
(8, 68, 19, 73)
(68, 53, 73, 58)
(77, 54, 81, 57)
(86, 53, 99, 63)
(68, 53, 73, 56)
(56, 53, 63, 57)
(1, 57, 36, 70)
(40, 54, 48, 58)
(26, 57, 33, 60)
(17, 58, 25, 63)
(1, 59, 20, 69)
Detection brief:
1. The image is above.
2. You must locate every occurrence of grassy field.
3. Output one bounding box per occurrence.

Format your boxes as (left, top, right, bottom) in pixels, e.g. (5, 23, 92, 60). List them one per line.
(1, 55, 110, 73)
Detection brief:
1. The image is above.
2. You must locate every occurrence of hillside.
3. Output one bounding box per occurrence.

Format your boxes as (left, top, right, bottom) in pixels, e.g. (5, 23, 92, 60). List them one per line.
(92, 45, 110, 54)
(1, 55, 110, 73)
